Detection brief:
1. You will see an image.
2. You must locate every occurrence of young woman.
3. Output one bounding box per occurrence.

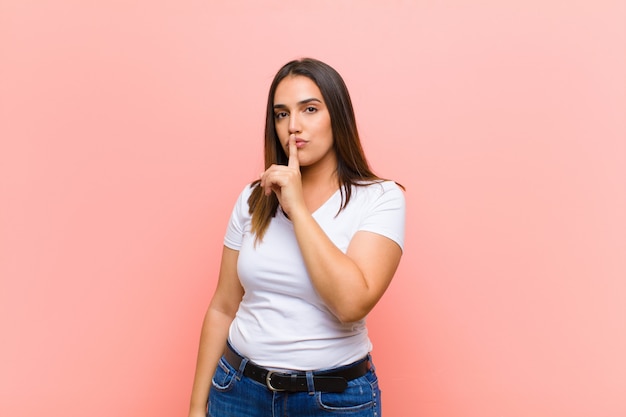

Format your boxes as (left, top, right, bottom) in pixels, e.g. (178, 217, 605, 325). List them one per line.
(188, 58, 405, 417)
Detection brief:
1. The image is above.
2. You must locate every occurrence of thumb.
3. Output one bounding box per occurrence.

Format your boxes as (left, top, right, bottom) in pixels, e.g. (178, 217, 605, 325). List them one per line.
(287, 133, 299, 169)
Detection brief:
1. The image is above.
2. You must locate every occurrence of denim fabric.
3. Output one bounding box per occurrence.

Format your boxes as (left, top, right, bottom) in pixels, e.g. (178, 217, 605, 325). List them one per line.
(208, 354, 382, 417)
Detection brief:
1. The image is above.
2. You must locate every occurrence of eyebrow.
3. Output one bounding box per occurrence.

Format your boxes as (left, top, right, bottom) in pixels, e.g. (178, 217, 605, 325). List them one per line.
(273, 98, 322, 109)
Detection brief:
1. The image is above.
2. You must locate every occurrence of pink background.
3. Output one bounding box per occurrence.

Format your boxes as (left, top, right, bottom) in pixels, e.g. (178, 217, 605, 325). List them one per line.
(1, 1, 625, 416)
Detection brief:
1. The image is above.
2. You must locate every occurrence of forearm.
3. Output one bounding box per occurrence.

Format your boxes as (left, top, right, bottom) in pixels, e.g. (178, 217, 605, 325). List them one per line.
(290, 208, 370, 322)
(188, 306, 234, 415)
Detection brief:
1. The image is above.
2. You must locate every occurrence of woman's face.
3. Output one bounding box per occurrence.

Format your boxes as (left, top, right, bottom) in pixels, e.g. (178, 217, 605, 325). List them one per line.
(273, 75, 335, 170)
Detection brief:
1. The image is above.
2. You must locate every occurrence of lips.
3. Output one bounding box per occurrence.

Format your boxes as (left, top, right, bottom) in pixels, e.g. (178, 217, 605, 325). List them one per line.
(287, 137, 308, 148)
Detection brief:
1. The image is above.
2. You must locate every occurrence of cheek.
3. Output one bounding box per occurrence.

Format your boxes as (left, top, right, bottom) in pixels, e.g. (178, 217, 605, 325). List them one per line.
(274, 125, 285, 143)
(324, 125, 334, 142)
(276, 121, 290, 138)
(322, 118, 333, 136)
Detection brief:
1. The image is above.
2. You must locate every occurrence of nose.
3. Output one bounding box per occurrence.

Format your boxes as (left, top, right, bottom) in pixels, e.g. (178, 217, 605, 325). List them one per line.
(288, 113, 301, 134)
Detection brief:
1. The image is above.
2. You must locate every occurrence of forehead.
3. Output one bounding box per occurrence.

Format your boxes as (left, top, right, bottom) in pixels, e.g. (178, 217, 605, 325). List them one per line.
(273, 75, 324, 104)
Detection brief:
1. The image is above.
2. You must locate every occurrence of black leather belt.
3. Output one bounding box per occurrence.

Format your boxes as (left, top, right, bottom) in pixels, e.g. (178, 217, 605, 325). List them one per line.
(223, 344, 370, 393)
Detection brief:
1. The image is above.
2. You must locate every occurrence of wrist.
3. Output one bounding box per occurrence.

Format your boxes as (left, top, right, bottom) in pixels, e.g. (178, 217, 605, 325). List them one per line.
(287, 205, 312, 224)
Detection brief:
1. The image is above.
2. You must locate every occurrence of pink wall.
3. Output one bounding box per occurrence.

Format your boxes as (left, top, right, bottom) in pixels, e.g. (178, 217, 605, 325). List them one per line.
(1, 1, 624, 416)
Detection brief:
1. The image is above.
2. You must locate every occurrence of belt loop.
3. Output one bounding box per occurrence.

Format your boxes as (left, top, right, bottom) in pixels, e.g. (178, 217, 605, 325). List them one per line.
(367, 353, 375, 373)
(236, 357, 248, 380)
(226, 340, 248, 380)
(305, 371, 315, 395)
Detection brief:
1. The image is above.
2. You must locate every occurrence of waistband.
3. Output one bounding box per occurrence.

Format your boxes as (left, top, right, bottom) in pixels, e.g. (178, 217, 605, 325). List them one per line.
(223, 343, 370, 393)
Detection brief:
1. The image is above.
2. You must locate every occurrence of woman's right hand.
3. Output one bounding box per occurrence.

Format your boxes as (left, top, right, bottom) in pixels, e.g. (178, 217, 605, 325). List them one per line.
(259, 134, 306, 218)
(187, 247, 242, 417)
(188, 407, 207, 417)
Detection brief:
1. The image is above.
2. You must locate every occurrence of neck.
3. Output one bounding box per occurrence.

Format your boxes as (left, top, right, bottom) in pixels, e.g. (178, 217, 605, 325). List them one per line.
(300, 155, 339, 191)
(299, 164, 340, 214)
(302, 167, 339, 192)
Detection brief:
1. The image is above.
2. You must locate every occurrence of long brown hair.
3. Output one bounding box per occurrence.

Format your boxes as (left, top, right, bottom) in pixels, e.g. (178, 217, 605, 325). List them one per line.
(248, 58, 389, 241)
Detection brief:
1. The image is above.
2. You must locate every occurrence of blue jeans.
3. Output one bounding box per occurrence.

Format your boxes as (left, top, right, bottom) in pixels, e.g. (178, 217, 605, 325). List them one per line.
(208, 354, 382, 416)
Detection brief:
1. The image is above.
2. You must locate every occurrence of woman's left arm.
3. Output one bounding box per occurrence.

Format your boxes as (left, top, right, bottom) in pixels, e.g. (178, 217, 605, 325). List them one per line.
(261, 135, 403, 323)
(290, 210, 402, 323)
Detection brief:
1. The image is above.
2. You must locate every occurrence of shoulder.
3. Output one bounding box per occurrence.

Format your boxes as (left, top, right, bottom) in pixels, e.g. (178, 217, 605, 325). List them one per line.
(351, 180, 404, 201)
(228, 182, 258, 216)
(341, 180, 405, 217)
(233, 181, 257, 203)
(347, 180, 406, 249)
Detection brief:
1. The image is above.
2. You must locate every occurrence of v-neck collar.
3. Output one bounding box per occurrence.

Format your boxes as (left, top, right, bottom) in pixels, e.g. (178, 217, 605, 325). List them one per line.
(279, 187, 342, 221)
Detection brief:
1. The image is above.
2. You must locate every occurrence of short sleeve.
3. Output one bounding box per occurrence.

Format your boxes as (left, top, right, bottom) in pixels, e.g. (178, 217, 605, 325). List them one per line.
(357, 182, 406, 251)
(223, 184, 253, 250)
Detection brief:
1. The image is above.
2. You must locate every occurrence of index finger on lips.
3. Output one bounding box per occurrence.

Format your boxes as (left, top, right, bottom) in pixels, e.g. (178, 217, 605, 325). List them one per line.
(287, 134, 299, 170)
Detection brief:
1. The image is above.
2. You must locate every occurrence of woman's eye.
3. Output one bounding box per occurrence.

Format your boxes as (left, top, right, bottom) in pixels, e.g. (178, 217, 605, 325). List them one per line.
(305, 106, 317, 113)
(274, 112, 288, 119)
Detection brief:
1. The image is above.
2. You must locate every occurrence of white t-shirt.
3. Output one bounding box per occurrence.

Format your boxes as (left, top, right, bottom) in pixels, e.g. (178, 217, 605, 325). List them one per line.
(224, 180, 405, 370)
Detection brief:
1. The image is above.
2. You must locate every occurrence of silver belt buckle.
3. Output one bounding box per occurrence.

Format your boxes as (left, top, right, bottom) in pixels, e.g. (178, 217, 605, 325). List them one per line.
(265, 371, 286, 392)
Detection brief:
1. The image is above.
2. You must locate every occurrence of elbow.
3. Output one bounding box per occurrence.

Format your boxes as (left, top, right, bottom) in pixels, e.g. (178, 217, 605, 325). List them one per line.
(333, 304, 371, 324)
